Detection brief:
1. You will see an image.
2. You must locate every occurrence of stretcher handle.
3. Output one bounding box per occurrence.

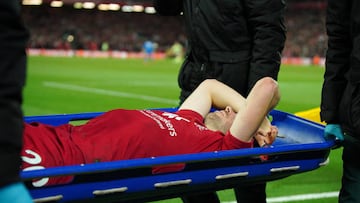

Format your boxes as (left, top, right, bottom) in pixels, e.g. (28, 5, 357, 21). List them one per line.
(93, 187, 128, 196)
(270, 165, 300, 172)
(215, 172, 249, 180)
(33, 195, 63, 203)
(154, 179, 192, 188)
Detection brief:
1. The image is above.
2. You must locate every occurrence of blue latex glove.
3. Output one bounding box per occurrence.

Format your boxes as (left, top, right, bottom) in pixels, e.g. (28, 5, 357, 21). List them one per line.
(0, 182, 33, 203)
(324, 124, 344, 141)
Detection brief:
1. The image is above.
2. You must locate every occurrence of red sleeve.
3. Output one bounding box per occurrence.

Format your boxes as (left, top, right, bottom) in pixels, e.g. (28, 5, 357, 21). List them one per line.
(222, 131, 254, 150)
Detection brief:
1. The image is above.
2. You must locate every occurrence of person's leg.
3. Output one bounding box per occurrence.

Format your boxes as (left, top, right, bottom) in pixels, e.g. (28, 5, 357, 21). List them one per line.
(339, 134, 360, 203)
(216, 62, 249, 97)
(234, 183, 266, 203)
(181, 192, 220, 203)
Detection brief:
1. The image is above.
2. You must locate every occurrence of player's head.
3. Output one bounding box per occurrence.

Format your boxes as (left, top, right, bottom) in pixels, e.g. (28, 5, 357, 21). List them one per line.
(204, 106, 278, 146)
(204, 106, 236, 134)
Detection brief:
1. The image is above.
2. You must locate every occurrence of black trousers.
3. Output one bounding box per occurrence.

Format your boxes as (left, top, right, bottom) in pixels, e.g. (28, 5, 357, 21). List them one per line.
(178, 58, 267, 203)
(339, 134, 360, 203)
(181, 184, 266, 203)
(0, 1, 29, 187)
(178, 58, 250, 104)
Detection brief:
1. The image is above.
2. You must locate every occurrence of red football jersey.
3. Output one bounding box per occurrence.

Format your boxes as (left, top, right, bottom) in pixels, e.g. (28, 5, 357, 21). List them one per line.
(22, 109, 253, 187)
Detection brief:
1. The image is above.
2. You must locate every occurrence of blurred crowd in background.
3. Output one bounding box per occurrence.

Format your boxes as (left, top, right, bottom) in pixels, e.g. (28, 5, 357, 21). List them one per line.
(22, 2, 326, 58)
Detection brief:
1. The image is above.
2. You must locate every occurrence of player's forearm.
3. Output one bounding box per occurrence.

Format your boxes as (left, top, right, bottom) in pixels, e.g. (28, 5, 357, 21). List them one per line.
(179, 79, 247, 117)
(230, 77, 279, 142)
(205, 79, 246, 113)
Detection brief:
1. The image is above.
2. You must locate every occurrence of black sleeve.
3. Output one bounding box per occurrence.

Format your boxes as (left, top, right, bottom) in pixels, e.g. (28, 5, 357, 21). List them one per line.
(320, 0, 352, 123)
(0, 1, 29, 187)
(244, 0, 286, 90)
(153, 0, 183, 16)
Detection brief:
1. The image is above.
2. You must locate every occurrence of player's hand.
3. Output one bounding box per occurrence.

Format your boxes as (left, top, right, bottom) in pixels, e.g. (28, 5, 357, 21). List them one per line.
(255, 125, 278, 147)
(254, 118, 278, 147)
(324, 124, 344, 141)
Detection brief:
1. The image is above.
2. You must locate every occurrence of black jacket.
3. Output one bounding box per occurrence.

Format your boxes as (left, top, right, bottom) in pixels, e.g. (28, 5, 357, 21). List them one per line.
(154, 0, 286, 95)
(0, 1, 29, 186)
(321, 0, 360, 138)
(155, 2, 285, 199)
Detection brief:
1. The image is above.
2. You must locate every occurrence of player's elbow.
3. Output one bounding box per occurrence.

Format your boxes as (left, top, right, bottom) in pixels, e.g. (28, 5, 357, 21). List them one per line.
(200, 79, 218, 88)
(258, 77, 280, 107)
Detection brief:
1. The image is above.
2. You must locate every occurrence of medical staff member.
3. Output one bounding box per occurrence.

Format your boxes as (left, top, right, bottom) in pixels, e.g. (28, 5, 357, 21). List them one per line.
(154, 0, 286, 202)
(0, 1, 32, 202)
(321, 0, 360, 202)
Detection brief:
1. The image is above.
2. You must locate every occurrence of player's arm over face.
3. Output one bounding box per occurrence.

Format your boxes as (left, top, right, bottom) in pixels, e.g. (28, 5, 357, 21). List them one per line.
(179, 79, 246, 117)
(179, 77, 280, 143)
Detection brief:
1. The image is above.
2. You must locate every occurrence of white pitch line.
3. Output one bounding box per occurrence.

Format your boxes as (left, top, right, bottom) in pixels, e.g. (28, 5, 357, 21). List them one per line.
(222, 191, 339, 203)
(43, 81, 179, 105)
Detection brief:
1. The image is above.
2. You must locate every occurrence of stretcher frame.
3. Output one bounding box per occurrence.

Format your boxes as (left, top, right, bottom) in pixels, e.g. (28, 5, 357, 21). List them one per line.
(22, 109, 336, 203)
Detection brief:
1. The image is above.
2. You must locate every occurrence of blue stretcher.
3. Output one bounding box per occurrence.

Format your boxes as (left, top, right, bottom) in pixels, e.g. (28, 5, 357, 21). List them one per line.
(22, 109, 336, 203)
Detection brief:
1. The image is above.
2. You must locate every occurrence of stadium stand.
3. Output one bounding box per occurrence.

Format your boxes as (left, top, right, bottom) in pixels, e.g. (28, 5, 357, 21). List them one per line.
(22, 5, 185, 53)
(22, 0, 326, 58)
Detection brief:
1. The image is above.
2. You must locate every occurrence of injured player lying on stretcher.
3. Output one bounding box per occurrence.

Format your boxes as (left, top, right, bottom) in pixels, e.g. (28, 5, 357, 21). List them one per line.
(21, 77, 280, 187)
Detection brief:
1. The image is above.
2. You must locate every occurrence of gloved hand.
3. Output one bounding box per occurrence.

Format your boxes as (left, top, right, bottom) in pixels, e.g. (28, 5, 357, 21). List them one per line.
(324, 124, 344, 141)
(0, 182, 33, 203)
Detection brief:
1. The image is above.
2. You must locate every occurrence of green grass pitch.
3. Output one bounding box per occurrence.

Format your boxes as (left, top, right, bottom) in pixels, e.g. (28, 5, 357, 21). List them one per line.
(24, 56, 342, 203)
